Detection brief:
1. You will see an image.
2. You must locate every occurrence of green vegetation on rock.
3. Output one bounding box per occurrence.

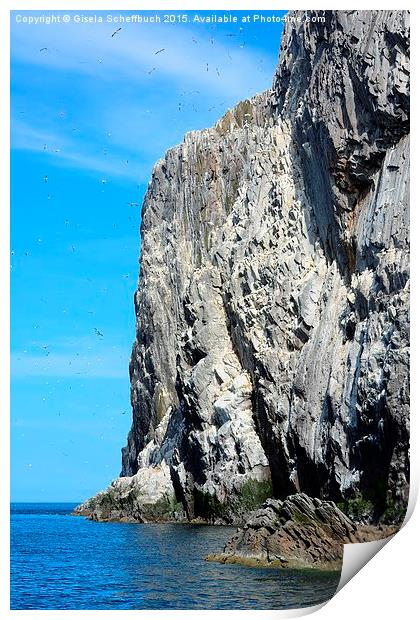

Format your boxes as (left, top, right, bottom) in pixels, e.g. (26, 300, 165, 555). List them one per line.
(193, 489, 230, 521)
(193, 478, 273, 522)
(238, 479, 273, 512)
(337, 495, 375, 521)
(381, 499, 407, 524)
(142, 495, 184, 521)
(337, 489, 407, 525)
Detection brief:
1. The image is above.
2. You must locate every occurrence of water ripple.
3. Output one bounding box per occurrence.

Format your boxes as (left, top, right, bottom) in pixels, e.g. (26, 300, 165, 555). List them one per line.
(11, 503, 340, 610)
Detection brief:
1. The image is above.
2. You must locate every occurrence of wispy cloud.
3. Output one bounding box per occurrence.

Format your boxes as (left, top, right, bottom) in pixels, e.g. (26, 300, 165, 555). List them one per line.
(11, 117, 151, 182)
(11, 13, 275, 99)
(11, 12, 277, 182)
(11, 338, 130, 379)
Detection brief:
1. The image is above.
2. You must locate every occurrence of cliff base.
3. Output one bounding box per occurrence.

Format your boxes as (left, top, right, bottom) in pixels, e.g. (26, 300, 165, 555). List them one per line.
(206, 494, 399, 570)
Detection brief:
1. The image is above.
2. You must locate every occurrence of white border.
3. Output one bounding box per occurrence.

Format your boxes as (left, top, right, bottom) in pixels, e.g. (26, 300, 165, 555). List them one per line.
(2, 2, 418, 619)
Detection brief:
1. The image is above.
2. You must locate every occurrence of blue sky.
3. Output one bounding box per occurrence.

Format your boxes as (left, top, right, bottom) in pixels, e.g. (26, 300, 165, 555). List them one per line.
(10, 10, 286, 502)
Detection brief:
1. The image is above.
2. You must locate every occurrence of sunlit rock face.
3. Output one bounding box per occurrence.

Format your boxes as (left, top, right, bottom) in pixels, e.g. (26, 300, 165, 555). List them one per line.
(206, 493, 399, 569)
(78, 10, 409, 524)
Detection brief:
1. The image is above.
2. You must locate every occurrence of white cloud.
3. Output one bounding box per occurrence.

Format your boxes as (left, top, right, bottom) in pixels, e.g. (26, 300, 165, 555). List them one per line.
(11, 16, 279, 183)
(11, 118, 151, 181)
(11, 14, 276, 99)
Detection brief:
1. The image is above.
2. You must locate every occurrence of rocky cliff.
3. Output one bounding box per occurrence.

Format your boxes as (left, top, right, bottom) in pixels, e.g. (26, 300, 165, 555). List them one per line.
(75, 10, 409, 526)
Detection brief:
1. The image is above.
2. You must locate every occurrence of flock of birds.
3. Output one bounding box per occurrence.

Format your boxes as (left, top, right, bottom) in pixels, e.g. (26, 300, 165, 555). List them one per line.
(16, 21, 259, 332)
(37, 23, 251, 82)
(16, 20, 267, 471)
(26, 22, 256, 261)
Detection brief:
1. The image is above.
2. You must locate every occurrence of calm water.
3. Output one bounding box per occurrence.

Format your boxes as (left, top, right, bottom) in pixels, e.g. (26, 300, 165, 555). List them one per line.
(10, 503, 340, 610)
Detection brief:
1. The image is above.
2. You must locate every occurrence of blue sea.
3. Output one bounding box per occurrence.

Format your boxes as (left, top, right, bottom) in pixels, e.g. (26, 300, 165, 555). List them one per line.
(10, 503, 340, 609)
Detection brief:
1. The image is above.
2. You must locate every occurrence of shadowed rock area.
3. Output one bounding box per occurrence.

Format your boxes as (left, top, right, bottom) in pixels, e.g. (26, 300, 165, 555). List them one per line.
(75, 8, 410, 547)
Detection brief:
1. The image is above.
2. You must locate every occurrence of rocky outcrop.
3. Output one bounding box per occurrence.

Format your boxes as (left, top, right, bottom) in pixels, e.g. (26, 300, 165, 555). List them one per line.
(75, 10, 409, 525)
(74, 464, 184, 522)
(207, 494, 398, 570)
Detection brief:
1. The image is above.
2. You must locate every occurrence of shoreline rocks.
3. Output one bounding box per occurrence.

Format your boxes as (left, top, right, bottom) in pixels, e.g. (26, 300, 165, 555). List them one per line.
(206, 494, 399, 570)
(73, 465, 186, 523)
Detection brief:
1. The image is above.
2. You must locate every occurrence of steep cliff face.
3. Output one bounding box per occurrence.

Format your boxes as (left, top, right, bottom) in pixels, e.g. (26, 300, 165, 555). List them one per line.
(76, 10, 409, 524)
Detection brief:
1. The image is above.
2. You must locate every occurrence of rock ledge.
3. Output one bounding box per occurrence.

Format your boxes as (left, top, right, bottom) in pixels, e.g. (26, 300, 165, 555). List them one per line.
(207, 494, 398, 570)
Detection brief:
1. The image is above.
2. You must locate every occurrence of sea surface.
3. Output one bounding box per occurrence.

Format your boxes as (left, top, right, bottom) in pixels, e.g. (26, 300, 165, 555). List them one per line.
(10, 503, 340, 610)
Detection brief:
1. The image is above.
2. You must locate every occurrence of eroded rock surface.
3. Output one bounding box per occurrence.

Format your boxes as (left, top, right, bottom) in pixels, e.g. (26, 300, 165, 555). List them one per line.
(75, 10, 409, 525)
(207, 493, 398, 569)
